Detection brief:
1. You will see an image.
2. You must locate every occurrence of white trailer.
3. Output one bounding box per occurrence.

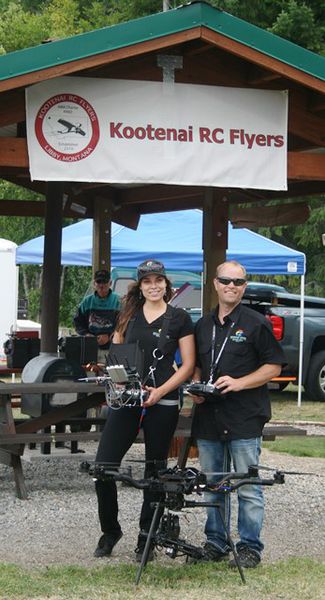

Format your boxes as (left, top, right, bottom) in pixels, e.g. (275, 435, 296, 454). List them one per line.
(0, 239, 18, 359)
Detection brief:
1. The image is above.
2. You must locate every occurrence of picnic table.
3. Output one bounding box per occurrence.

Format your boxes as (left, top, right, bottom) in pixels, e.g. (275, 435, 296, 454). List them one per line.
(0, 382, 307, 499)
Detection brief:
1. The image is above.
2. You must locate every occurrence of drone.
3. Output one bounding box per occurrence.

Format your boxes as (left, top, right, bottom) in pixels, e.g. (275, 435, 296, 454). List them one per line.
(79, 354, 147, 409)
(80, 461, 312, 585)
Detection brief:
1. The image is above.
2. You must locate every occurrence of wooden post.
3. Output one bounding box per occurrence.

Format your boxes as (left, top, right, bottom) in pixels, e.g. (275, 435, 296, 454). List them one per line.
(92, 199, 112, 276)
(40, 182, 64, 353)
(202, 191, 229, 314)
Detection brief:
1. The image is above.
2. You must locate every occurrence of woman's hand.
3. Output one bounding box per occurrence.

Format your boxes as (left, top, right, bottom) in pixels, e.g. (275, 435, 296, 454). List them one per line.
(142, 386, 163, 407)
(96, 333, 110, 346)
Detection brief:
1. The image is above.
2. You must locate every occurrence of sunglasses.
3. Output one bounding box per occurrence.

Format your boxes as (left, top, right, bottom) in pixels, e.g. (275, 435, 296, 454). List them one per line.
(95, 279, 108, 284)
(216, 277, 247, 287)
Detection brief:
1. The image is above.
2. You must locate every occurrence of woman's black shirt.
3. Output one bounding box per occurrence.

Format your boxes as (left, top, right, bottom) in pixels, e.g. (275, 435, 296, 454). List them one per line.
(126, 306, 193, 401)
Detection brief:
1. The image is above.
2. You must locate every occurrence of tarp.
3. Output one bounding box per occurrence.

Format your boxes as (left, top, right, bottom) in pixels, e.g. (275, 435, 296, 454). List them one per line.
(16, 209, 306, 275)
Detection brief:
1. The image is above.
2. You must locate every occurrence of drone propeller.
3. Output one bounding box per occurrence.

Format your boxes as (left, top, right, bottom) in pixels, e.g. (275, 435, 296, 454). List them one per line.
(250, 464, 316, 476)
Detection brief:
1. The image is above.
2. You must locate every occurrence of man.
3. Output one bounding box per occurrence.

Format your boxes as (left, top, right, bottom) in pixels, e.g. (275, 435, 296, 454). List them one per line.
(73, 269, 121, 359)
(191, 260, 285, 568)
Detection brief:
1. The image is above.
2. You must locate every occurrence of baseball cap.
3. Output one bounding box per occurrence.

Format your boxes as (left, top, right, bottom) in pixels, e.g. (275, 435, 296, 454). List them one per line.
(137, 259, 166, 281)
(94, 269, 110, 283)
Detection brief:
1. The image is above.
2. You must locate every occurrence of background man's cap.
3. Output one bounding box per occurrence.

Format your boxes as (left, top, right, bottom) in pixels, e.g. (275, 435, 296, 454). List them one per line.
(94, 269, 110, 283)
(137, 259, 166, 281)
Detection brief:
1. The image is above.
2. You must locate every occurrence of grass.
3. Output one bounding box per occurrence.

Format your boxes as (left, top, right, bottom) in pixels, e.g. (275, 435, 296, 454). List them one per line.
(0, 559, 324, 600)
(263, 435, 325, 458)
(269, 384, 325, 423)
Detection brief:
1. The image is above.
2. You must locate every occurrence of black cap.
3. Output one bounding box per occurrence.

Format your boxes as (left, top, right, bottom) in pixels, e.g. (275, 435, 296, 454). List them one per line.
(94, 269, 110, 283)
(137, 259, 166, 281)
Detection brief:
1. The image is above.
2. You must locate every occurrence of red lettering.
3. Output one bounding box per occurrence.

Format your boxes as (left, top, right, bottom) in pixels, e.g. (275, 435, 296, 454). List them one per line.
(211, 128, 224, 143)
(146, 123, 155, 140)
(244, 132, 255, 150)
(255, 134, 266, 146)
(229, 129, 240, 144)
(199, 127, 212, 143)
(155, 128, 166, 140)
(123, 126, 134, 139)
(273, 134, 284, 148)
(110, 122, 123, 138)
(135, 127, 146, 140)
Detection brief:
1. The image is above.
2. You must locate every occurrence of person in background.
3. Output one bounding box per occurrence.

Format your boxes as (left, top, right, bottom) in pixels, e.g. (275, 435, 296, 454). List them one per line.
(73, 269, 121, 360)
(93, 259, 195, 562)
(190, 260, 286, 569)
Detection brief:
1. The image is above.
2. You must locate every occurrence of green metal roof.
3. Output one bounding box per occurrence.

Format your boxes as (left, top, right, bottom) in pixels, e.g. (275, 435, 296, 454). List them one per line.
(0, 1, 324, 84)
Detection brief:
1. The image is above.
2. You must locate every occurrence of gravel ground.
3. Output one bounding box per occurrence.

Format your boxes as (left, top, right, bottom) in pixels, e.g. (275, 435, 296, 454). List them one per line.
(0, 431, 324, 569)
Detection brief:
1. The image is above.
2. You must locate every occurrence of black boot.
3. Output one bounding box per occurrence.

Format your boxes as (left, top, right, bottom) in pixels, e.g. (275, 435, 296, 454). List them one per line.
(134, 531, 155, 563)
(94, 531, 123, 558)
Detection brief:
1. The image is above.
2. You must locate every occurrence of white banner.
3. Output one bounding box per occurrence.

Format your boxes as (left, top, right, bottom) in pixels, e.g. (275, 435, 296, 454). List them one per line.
(26, 77, 288, 190)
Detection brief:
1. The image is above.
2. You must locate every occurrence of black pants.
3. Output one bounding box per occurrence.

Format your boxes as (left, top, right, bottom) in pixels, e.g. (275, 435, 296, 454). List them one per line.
(95, 403, 179, 536)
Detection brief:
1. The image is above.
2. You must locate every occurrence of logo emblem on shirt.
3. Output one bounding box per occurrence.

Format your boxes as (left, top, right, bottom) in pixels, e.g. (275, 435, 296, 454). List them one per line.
(230, 329, 247, 343)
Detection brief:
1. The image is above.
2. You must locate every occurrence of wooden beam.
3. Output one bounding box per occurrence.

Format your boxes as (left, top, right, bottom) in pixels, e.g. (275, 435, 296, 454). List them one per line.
(0, 137, 28, 167)
(0, 199, 92, 218)
(92, 199, 113, 274)
(0, 90, 25, 127)
(0, 29, 201, 93)
(116, 184, 205, 205)
(288, 103, 325, 146)
(202, 192, 228, 314)
(201, 27, 325, 95)
(1, 138, 324, 183)
(247, 66, 281, 86)
(288, 152, 325, 181)
(231, 202, 310, 228)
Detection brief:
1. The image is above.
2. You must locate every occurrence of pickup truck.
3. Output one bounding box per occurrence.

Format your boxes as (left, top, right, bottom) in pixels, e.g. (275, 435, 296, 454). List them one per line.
(243, 287, 325, 401)
(187, 284, 325, 402)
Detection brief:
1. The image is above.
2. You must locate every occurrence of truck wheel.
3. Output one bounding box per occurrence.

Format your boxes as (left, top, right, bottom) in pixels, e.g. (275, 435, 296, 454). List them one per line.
(305, 351, 325, 402)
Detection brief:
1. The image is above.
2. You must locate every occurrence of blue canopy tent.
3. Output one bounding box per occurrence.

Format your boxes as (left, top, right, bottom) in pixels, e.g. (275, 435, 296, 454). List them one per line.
(16, 210, 305, 275)
(16, 209, 306, 405)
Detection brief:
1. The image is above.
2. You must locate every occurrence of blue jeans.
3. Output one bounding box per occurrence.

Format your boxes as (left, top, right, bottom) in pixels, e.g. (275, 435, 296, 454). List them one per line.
(197, 438, 264, 555)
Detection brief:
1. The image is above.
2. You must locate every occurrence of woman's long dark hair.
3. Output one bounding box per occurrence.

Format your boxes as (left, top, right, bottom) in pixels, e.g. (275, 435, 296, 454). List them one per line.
(116, 277, 173, 337)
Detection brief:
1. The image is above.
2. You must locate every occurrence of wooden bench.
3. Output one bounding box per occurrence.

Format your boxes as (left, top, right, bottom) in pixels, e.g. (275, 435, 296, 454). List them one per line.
(0, 384, 307, 499)
(0, 382, 106, 499)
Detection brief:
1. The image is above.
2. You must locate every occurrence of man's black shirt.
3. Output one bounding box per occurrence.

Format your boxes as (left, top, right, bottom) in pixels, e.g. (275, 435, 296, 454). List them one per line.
(191, 303, 286, 441)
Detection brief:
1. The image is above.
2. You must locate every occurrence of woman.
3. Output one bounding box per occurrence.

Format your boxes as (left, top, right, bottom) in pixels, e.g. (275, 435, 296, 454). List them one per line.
(94, 259, 195, 562)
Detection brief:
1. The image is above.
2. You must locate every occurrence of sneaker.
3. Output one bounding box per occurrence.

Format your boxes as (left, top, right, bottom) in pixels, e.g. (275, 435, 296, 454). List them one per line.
(134, 532, 155, 563)
(229, 546, 261, 569)
(93, 531, 123, 558)
(201, 541, 229, 562)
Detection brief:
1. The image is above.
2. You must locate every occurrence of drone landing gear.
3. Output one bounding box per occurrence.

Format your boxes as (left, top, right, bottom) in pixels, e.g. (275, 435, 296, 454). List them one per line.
(135, 500, 246, 585)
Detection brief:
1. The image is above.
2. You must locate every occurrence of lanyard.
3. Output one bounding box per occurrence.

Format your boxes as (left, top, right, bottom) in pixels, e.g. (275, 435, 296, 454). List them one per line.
(208, 320, 235, 384)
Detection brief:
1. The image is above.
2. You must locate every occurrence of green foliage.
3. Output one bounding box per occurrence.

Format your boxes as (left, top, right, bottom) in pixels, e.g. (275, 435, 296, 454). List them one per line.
(270, 0, 324, 53)
(0, 0, 323, 53)
(0, 1, 50, 52)
(257, 198, 325, 297)
(210, 0, 324, 51)
(59, 265, 92, 328)
(45, 0, 83, 38)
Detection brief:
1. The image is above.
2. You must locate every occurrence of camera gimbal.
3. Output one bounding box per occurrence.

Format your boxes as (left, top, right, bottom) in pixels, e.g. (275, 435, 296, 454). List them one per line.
(81, 462, 287, 585)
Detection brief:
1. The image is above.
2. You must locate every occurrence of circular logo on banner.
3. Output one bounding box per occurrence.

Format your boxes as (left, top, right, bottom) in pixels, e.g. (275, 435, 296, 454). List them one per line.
(35, 93, 100, 162)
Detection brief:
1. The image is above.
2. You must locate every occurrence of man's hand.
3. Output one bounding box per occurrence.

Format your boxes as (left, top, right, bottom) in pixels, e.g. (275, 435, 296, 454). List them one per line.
(215, 375, 243, 394)
(191, 394, 205, 404)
